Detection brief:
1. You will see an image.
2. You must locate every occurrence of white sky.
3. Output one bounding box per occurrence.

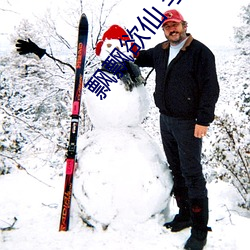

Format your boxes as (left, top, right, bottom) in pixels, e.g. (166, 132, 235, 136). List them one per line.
(0, 0, 245, 53)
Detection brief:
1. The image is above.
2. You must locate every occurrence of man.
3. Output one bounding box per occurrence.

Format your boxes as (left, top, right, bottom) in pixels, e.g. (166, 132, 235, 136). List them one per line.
(135, 9, 219, 250)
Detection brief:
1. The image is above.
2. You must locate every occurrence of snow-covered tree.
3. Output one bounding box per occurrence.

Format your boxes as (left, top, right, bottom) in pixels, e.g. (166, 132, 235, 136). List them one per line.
(0, 19, 72, 175)
(0, 0, 121, 175)
(234, 4, 250, 56)
(203, 4, 250, 209)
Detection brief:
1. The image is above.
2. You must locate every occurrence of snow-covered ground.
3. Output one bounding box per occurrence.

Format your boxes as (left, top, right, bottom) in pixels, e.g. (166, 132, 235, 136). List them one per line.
(1, 40, 250, 250)
(1, 169, 249, 250)
(1, 3, 249, 249)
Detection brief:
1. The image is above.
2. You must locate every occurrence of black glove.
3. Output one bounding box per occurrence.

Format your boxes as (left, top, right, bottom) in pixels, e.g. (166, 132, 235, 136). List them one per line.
(16, 38, 46, 59)
(101, 60, 146, 91)
(124, 61, 146, 86)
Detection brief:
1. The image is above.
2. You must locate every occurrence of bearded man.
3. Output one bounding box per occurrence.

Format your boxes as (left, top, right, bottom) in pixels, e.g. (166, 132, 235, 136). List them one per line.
(135, 9, 220, 250)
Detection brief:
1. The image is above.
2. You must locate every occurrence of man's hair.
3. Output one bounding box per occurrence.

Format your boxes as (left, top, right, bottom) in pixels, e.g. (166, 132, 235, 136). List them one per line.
(182, 21, 188, 27)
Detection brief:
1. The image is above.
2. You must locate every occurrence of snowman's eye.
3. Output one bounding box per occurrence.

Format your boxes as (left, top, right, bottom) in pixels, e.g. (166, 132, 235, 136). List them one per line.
(107, 44, 112, 48)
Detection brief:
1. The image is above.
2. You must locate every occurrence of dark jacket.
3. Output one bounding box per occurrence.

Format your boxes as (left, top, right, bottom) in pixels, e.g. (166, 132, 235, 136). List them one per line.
(135, 34, 220, 126)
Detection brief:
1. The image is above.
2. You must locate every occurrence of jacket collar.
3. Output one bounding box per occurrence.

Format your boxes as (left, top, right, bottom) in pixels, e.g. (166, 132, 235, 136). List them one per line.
(162, 33, 193, 51)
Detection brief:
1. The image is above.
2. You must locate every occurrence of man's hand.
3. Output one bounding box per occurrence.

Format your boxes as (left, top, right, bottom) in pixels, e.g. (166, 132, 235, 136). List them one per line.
(16, 38, 46, 59)
(194, 124, 208, 138)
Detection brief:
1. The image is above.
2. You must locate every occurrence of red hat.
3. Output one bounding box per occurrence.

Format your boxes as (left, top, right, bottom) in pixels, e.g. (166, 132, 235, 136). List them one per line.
(95, 25, 130, 56)
(162, 9, 184, 26)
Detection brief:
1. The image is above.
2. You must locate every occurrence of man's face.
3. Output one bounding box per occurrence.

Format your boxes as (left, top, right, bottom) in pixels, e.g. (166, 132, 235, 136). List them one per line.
(163, 21, 187, 45)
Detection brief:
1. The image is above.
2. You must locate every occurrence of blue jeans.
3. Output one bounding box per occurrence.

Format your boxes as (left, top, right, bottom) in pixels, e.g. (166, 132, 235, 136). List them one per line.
(160, 114, 207, 200)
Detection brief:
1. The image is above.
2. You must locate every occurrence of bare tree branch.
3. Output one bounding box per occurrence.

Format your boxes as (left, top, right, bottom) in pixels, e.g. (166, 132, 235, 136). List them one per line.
(92, 0, 121, 49)
(0, 107, 67, 151)
(0, 8, 18, 14)
(0, 153, 54, 188)
(45, 51, 75, 72)
(0, 217, 18, 231)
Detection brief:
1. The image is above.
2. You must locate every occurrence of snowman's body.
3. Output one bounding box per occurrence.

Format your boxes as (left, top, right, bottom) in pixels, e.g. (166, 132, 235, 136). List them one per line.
(73, 26, 173, 229)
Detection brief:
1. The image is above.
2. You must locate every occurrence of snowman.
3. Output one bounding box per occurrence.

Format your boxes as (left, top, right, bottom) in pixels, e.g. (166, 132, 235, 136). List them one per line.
(73, 25, 173, 230)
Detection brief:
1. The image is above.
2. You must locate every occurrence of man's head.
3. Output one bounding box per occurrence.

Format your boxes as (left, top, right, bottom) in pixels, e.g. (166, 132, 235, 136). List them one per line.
(162, 9, 188, 45)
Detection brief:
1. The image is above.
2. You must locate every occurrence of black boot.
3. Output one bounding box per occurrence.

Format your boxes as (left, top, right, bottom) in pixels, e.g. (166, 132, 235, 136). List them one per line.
(184, 197, 211, 250)
(184, 228, 208, 250)
(164, 195, 192, 232)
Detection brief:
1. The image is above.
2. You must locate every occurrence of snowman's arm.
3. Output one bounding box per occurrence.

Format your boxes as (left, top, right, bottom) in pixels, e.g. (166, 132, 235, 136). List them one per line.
(16, 38, 75, 72)
(16, 39, 46, 59)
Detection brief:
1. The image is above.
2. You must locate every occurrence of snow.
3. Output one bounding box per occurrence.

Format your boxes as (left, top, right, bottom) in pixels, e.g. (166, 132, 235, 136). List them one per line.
(1, 41, 250, 249)
(85, 83, 150, 128)
(1, 2, 250, 249)
(74, 38, 173, 229)
(1, 171, 250, 250)
(74, 127, 172, 228)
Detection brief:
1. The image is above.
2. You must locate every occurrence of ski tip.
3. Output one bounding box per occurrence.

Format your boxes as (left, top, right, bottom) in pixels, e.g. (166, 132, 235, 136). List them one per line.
(80, 13, 88, 21)
(80, 13, 88, 27)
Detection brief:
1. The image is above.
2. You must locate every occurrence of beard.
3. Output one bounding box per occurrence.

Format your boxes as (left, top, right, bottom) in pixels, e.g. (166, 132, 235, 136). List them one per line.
(165, 30, 187, 45)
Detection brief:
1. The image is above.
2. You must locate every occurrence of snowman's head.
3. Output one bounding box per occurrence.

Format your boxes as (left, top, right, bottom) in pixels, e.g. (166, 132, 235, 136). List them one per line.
(95, 25, 133, 61)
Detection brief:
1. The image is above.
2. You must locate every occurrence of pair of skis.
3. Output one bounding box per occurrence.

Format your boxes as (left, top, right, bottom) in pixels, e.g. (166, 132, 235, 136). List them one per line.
(59, 14, 88, 231)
